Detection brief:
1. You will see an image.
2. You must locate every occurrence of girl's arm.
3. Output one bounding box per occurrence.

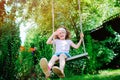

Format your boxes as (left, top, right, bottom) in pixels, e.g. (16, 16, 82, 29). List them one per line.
(46, 32, 57, 44)
(71, 33, 84, 49)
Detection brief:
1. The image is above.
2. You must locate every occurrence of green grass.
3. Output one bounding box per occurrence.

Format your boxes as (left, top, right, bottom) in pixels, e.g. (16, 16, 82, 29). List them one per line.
(54, 69, 120, 80)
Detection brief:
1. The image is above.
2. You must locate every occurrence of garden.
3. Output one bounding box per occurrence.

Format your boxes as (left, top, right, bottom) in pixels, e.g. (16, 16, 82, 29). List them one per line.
(0, 0, 120, 80)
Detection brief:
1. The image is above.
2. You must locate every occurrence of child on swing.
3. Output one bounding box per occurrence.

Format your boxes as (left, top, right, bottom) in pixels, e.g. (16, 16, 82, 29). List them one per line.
(40, 26, 84, 78)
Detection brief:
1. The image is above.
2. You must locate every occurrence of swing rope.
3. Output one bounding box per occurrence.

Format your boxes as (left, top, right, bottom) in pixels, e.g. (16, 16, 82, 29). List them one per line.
(78, 0, 87, 53)
(52, 0, 56, 53)
(52, 0, 55, 33)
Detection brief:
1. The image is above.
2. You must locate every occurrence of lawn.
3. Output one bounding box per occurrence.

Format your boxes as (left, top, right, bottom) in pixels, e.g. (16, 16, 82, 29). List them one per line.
(55, 69, 120, 80)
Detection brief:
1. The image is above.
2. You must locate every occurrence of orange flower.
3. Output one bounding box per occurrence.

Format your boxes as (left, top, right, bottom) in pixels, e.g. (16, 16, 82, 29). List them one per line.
(29, 48, 36, 52)
(20, 46, 25, 52)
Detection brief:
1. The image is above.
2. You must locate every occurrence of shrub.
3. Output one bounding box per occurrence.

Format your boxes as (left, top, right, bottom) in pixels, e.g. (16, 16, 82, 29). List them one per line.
(93, 42, 115, 69)
(0, 22, 20, 80)
(15, 51, 33, 79)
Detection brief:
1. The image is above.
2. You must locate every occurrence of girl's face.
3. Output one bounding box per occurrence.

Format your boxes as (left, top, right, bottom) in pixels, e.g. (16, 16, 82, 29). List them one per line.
(57, 28, 66, 40)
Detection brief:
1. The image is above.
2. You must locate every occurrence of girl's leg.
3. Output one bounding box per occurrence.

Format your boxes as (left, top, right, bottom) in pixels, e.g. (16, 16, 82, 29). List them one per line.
(48, 55, 59, 69)
(59, 53, 67, 72)
(52, 54, 67, 78)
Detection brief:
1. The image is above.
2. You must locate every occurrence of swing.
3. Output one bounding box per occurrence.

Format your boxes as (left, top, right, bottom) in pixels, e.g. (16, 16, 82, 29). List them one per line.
(51, 0, 88, 61)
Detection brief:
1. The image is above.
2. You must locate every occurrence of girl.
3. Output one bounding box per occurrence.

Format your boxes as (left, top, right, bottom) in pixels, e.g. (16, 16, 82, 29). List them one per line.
(40, 26, 84, 78)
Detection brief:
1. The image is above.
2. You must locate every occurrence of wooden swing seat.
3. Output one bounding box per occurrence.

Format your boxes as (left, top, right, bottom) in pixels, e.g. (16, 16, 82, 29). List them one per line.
(66, 53, 88, 61)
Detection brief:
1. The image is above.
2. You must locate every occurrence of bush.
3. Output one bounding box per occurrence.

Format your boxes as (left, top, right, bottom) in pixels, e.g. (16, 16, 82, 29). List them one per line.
(24, 32, 53, 61)
(66, 58, 88, 76)
(82, 32, 115, 74)
(15, 51, 33, 79)
(23, 35, 53, 79)
(38, 36, 53, 60)
(0, 21, 20, 80)
(93, 42, 115, 69)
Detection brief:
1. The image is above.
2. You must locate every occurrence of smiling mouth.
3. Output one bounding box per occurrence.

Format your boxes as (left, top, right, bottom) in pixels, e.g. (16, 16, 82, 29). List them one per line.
(60, 36, 64, 38)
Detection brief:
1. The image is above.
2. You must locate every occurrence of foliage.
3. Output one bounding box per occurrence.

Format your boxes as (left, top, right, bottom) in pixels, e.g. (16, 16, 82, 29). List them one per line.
(66, 59, 87, 76)
(0, 21, 21, 80)
(0, 0, 6, 26)
(19, 28, 53, 79)
(18, 0, 120, 40)
(70, 38, 83, 56)
(15, 50, 47, 80)
(37, 36, 53, 60)
(93, 41, 115, 69)
(85, 32, 97, 74)
(82, 30, 115, 74)
(0, 0, 21, 79)
(100, 25, 120, 68)
(15, 51, 33, 79)
(24, 28, 53, 60)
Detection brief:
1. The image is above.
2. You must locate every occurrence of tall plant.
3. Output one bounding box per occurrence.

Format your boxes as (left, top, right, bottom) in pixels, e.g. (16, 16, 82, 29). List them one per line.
(0, 21, 21, 80)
